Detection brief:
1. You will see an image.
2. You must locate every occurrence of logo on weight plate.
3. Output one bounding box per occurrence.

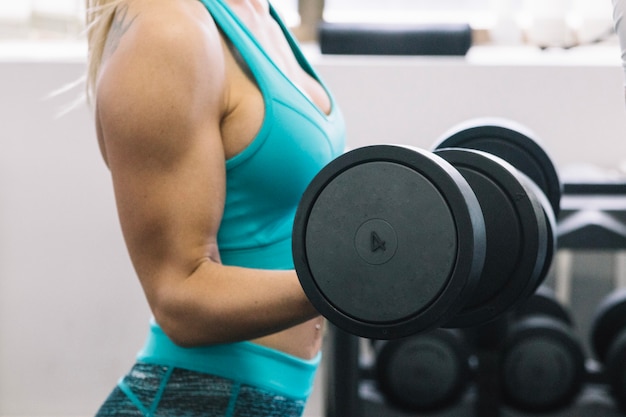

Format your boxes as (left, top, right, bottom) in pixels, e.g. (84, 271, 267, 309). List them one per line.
(371, 231, 386, 253)
(355, 219, 397, 265)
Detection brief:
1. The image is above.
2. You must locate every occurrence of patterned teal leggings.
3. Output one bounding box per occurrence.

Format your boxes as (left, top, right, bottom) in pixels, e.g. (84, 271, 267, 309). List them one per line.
(95, 363, 306, 417)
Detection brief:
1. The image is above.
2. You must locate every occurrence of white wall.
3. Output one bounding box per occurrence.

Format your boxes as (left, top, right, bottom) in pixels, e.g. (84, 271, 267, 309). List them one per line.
(1, 41, 626, 416)
(311, 45, 626, 174)
(0, 43, 151, 416)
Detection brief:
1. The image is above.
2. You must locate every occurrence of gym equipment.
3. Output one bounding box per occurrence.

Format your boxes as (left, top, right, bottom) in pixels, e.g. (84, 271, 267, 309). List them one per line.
(322, 177, 626, 417)
(318, 22, 473, 56)
(293, 145, 486, 339)
(292, 118, 560, 339)
(558, 182, 626, 250)
(433, 119, 560, 328)
(433, 118, 561, 217)
(373, 329, 472, 412)
(432, 148, 549, 328)
(500, 286, 586, 413)
(590, 287, 626, 410)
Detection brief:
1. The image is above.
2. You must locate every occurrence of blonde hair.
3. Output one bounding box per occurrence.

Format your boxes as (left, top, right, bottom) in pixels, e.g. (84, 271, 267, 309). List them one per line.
(85, 0, 124, 104)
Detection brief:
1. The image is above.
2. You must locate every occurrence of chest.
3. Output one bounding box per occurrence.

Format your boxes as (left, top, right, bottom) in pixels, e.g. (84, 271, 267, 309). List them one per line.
(218, 7, 331, 160)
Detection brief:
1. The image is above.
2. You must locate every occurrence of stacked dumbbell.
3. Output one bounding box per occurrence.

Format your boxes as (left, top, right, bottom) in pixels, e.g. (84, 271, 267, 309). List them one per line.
(499, 286, 626, 414)
(591, 288, 626, 411)
(500, 285, 586, 413)
(367, 286, 587, 415)
(372, 328, 473, 413)
(292, 118, 561, 339)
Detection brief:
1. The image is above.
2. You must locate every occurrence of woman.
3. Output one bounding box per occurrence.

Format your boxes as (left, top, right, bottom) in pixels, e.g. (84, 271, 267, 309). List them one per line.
(85, 0, 346, 415)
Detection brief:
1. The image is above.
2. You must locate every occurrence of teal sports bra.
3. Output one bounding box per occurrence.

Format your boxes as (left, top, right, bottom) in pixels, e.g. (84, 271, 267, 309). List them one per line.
(200, 0, 346, 270)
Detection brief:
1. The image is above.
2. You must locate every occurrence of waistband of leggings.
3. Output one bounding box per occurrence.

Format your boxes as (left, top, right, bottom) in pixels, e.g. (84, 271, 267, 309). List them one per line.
(136, 320, 321, 400)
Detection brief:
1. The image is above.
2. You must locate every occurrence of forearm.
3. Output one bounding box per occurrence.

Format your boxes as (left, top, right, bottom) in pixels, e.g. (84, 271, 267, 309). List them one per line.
(151, 259, 319, 347)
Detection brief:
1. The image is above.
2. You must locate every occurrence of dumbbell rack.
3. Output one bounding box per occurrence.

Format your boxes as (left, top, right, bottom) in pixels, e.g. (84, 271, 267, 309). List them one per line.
(323, 181, 626, 417)
(324, 325, 624, 417)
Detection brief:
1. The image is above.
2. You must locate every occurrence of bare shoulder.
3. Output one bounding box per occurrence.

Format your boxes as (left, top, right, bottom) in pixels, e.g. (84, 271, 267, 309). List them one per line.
(96, 0, 226, 158)
(99, 0, 223, 79)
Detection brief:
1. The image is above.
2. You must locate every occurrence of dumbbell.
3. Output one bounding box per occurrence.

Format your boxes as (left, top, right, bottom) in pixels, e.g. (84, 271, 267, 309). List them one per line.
(373, 328, 472, 412)
(432, 119, 559, 328)
(500, 285, 586, 413)
(590, 288, 626, 410)
(292, 118, 560, 339)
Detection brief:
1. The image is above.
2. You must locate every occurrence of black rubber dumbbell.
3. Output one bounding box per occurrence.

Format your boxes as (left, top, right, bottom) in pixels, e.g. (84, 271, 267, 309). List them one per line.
(373, 328, 472, 412)
(590, 288, 626, 410)
(500, 286, 586, 413)
(292, 118, 560, 339)
(432, 118, 559, 329)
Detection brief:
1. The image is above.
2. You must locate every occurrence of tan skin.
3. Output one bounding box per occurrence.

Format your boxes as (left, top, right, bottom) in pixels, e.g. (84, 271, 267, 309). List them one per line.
(95, 0, 331, 360)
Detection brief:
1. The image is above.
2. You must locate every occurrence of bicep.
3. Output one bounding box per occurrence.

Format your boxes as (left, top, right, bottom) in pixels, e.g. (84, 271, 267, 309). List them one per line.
(106, 119, 226, 281)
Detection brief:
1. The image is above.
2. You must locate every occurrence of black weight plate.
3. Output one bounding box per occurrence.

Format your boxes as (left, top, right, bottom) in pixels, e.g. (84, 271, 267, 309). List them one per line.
(501, 316, 586, 413)
(375, 329, 471, 412)
(433, 118, 562, 217)
(293, 145, 486, 340)
(590, 288, 626, 362)
(605, 330, 626, 410)
(435, 148, 547, 328)
(515, 285, 572, 325)
(516, 173, 557, 295)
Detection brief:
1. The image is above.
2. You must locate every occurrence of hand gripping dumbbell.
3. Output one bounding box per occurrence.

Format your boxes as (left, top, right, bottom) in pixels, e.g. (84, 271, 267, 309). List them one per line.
(500, 285, 586, 413)
(372, 328, 472, 412)
(292, 118, 561, 339)
(590, 288, 626, 410)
